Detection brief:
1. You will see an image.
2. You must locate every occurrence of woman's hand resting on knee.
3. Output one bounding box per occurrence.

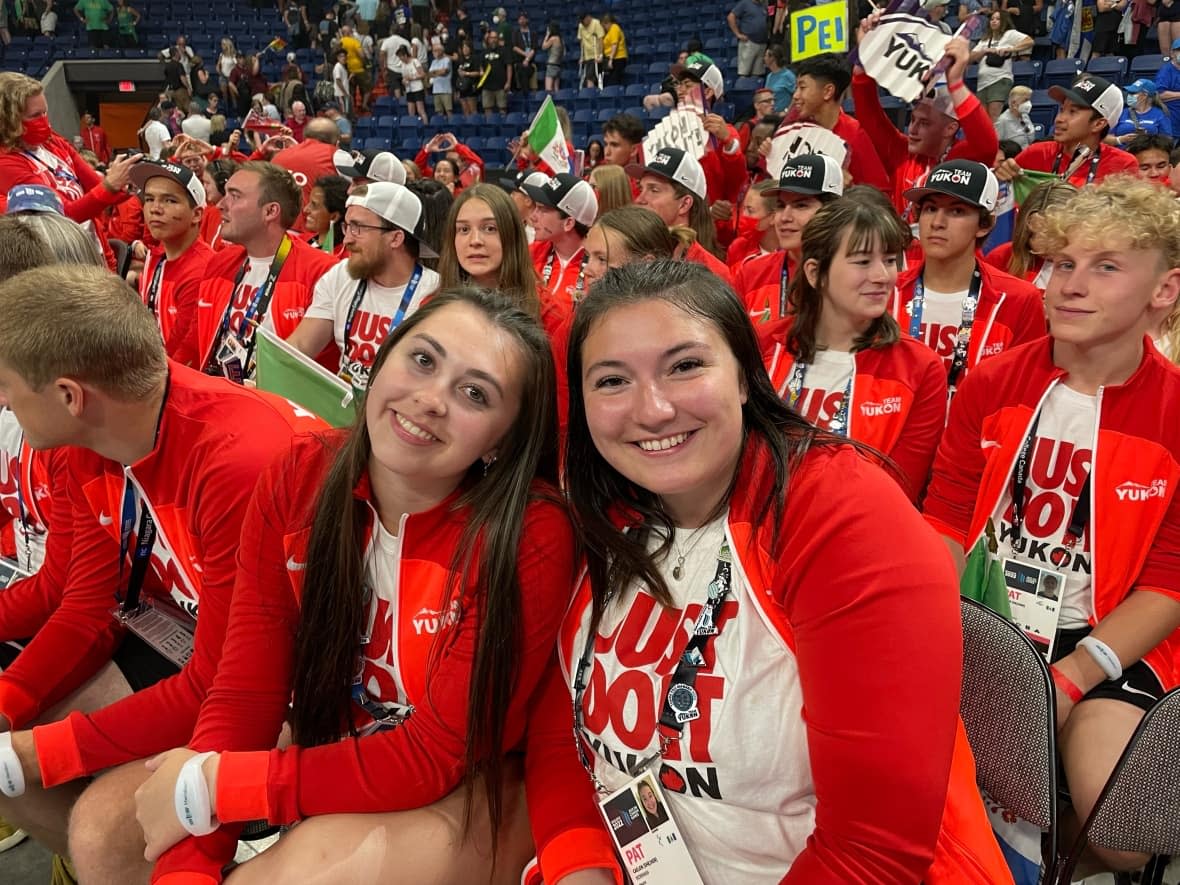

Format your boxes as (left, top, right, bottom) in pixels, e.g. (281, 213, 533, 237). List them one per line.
(133, 747, 223, 862)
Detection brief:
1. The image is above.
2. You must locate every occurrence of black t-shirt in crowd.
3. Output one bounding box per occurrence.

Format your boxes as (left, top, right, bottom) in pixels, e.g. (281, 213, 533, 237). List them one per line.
(480, 48, 509, 91)
(163, 59, 185, 90)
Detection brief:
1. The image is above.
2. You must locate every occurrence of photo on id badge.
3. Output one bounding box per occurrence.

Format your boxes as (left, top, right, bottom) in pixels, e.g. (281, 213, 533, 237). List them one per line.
(1003, 557, 1066, 658)
(598, 772, 704, 884)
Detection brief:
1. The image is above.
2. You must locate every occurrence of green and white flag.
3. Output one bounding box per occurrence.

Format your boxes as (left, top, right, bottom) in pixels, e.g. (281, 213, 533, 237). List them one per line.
(254, 325, 358, 428)
(528, 96, 572, 175)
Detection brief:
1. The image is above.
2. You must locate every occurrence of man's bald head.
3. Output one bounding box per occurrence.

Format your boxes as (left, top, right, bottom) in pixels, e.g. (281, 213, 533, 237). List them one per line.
(303, 117, 340, 145)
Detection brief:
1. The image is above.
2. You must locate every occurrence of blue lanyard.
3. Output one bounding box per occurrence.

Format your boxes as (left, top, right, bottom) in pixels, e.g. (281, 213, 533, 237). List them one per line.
(341, 264, 423, 369)
(116, 475, 157, 613)
(786, 361, 852, 436)
(778, 253, 790, 319)
(908, 265, 983, 390)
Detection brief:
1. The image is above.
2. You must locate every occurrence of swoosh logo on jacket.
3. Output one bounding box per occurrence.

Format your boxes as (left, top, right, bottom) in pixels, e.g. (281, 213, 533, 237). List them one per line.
(286, 557, 306, 571)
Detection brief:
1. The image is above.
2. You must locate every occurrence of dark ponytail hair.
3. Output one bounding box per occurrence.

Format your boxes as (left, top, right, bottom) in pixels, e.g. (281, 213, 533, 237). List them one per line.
(291, 286, 559, 847)
(565, 259, 835, 619)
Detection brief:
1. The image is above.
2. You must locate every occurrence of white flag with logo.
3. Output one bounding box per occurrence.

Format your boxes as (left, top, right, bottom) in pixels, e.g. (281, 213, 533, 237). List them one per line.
(766, 122, 848, 179)
(641, 109, 708, 162)
(858, 13, 953, 102)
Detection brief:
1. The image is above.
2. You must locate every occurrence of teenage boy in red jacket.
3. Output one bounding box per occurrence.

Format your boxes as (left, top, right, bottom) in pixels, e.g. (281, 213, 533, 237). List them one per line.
(0, 265, 323, 865)
(893, 159, 1045, 395)
(925, 175, 1180, 875)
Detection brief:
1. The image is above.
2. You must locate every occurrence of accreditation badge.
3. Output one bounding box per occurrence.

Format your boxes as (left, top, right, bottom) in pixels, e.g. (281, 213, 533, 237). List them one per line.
(0, 559, 30, 590)
(216, 334, 249, 385)
(1002, 556, 1065, 660)
(596, 770, 704, 885)
(110, 599, 195, 668)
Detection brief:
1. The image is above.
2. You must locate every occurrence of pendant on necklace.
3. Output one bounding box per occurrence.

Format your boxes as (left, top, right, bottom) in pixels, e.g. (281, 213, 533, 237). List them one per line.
(673, 557, 685, 580)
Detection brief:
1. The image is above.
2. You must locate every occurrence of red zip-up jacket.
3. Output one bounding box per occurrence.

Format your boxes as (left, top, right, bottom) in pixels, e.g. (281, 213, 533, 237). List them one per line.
(699, 124, 747, 205)
(141, 240, 214, 368)
(0, 449, 101, 730)
(0, 431, 52, 566)
(29, 365, 325, 782)
(526, 438, 1012, 885)
(685, 240, 735, 288)
(531, 240, 587, 312)
(925, 337, 1180, 688)
(193, 235, 338, 372)
(0, 135, 122, 270)
(832, 111, 892, 193)
(735, 249, 795, 324)
(1014, 141, 1138, 186)
(892, 254, 1046, 379)
(759, 318, 948, 500)
(149, 430, 576, 884)
(851, 73, 999, 219)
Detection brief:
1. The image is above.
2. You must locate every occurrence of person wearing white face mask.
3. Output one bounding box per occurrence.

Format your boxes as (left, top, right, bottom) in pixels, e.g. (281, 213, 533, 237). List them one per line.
(994, 84, 1037, 148)
(1107, 78, 1174, 147)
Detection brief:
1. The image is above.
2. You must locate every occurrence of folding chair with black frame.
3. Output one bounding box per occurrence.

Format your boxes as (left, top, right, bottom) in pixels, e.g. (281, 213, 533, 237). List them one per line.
(1052, 687, 1180, 885)
(959, 597, 1060, 884)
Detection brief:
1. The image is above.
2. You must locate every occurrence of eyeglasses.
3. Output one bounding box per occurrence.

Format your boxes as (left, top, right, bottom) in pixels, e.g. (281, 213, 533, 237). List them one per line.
(343, 220, 397, 236)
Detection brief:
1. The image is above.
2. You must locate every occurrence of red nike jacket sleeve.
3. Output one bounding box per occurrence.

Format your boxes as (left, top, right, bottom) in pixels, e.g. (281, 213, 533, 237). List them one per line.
(0, 451, 124, 728)
(888, 354, 950, 503)
(922, 369, 992, 547)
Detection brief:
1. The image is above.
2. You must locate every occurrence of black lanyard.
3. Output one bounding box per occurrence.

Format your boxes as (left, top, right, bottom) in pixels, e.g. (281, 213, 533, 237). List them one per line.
(1051, 146, 1102, 184)
(116, 373, 170, 613)
(1009, 409, 1092, 547)
(909, 264, 983, 390)
(144, 255, 166, 316)
(210, 236, 293, 367)
(571, 542, 732, 789)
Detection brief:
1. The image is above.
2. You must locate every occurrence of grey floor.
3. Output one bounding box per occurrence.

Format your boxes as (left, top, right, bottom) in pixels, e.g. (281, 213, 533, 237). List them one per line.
(0, 832, 278, 883)
(0, 836, 51, 884)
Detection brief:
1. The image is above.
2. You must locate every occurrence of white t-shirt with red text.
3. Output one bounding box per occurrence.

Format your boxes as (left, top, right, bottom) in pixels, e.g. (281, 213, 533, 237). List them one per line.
(914, 285, 970, 370)
(575, 517, 814, 884)
(224, 252, 281, 341)
(787, 349, 855, 430)
(304, 261, 440, 389)
(991, 383, 1096, 629)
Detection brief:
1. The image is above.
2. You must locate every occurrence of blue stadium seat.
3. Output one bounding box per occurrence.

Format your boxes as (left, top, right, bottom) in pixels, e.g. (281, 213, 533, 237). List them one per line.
(465, 136, 485, 152)
(1011, 59, 1042, 89)
(375, 114, 396, 134)
(554, 87, 577, 104)
(625, 83, 649, 98)
(595, 108, 616, 123)
(624, 105, 645, 119)
(1130, 54, 1167, 79)
(1042, 57, 1083, 89)
(734, 76, 762, 93)
(572, 108, 595, 125)
(647, 105, 671, 121)
(600, 85, 624, 99)
(647, 61, 667, 78)
(1085, 55, 1128, 86)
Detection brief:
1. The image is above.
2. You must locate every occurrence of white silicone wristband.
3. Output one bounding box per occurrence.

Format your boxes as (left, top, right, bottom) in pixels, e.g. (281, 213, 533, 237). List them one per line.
(0, 733, 26, 798)
(1078, 636, 1123, 681)
(174, 752, 218, 837)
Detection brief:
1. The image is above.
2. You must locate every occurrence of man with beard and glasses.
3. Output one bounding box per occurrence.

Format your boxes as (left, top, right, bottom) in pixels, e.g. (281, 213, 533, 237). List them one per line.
(286, 182, 440, 390)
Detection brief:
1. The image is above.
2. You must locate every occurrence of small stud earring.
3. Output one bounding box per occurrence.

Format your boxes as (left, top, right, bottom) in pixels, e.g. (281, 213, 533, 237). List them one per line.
(482, 455, 497, 476)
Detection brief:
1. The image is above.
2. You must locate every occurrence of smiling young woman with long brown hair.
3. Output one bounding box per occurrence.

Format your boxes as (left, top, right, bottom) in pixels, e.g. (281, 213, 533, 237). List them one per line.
(105, 287, 576, 885)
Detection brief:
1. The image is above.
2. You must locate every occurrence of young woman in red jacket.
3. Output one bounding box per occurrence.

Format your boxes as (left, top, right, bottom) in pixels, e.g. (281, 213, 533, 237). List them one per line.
(523, 259, 1012, 885)
(112, 289, 576, 884)
(759, 197, 947, 501)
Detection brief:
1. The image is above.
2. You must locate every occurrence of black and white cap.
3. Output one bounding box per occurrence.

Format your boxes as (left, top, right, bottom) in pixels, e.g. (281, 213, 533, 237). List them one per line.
(681, 59, 725, 99)
(500, 168, 551, 194)
(128, 159, 206, 208)
(759, 154, 844, 198)
(346, 181, 438, 258)
(1048, 73, 1123, 129)
(902, 159, 999, 212)
(625, 147, 708, 201)
(521, 172, 599, 227)
(334, 148, 407, 185)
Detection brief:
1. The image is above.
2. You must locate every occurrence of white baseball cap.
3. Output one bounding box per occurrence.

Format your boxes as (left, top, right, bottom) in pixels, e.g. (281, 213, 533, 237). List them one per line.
(626, 148, 708, 202)
(346, 181, 438, 258)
